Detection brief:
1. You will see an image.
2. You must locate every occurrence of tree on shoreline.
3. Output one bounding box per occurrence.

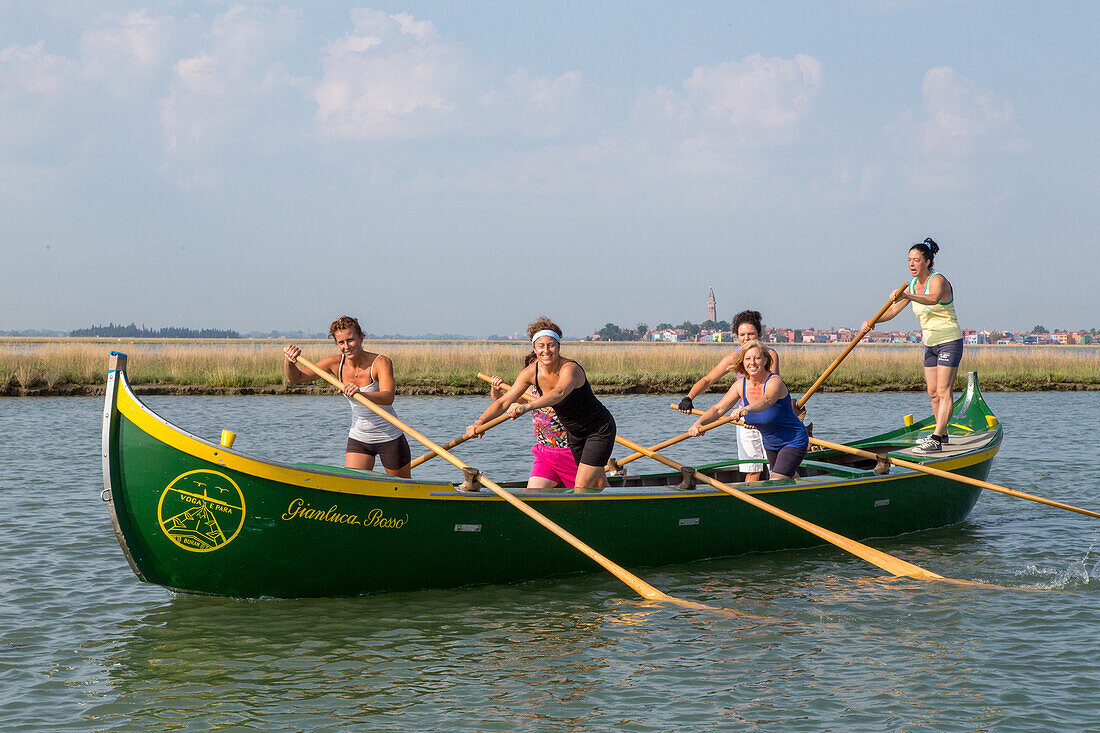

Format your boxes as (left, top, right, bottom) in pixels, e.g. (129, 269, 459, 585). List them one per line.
(70, 323, 240, 339)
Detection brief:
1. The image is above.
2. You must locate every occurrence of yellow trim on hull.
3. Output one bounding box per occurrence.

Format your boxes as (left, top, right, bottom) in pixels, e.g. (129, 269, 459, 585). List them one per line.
(114, 375, 998, 504)
(115, 379, 452, 499)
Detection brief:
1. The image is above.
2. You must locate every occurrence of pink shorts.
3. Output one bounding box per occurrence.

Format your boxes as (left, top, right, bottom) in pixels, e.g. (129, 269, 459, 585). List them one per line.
(530, 444, 578, 488)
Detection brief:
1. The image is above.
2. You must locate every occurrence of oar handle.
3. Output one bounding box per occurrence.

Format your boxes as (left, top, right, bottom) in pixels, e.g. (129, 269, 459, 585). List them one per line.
(612, 415, 735, 469)
(475, 374, 733, 470)
(292, 354, 685, 605)
(410, 411, 513, 468)
(671, 405, 747, 427)
(413, 373, 538, 468)
(476, 372, 538, 402)
(795, 285, 906, 410)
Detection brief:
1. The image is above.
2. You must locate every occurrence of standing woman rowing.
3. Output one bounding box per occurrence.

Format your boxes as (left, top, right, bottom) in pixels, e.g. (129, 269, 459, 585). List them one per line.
(283, 315, 412, 477)
(863, 238, 962, 454)
(467, 317, 616, 491)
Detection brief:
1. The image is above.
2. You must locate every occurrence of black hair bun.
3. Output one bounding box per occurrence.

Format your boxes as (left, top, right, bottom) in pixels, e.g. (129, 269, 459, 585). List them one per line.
(923, 237, 939, 254)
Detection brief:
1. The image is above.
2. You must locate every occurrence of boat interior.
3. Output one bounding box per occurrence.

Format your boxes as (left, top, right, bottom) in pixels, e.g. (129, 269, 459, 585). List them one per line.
(493, 428, 998, 493)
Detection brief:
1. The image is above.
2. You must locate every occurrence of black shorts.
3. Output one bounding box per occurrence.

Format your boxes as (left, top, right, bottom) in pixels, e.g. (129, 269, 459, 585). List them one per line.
(923, 338, 964, 368)
(345, 435, 411, 469)
(765, 444, 807, 477)
(567, 416, 617, 469)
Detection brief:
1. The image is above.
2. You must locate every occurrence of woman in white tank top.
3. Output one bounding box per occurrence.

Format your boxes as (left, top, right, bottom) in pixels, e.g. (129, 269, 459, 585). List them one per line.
(283, 315, 412, 477)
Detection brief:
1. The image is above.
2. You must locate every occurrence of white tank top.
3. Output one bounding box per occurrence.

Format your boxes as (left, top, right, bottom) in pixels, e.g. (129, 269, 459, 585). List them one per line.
(339, 354, 403, 443)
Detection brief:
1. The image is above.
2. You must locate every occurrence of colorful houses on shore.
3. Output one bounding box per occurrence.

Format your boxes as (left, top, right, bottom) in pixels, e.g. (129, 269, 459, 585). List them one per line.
(595, 327, 1093, 345)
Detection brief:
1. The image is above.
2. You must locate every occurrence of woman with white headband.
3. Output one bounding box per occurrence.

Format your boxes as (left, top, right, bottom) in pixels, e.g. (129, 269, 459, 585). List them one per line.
(485, 351, 579, 492)
(467, 316, 616, 490)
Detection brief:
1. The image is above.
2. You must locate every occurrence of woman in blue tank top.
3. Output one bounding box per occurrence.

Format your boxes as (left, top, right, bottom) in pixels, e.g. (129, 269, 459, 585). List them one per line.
(688, 340, 808, 480)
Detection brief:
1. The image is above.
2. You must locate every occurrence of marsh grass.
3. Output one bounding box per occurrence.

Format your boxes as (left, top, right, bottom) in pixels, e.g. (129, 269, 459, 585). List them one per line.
(2, 339, 1098, 395)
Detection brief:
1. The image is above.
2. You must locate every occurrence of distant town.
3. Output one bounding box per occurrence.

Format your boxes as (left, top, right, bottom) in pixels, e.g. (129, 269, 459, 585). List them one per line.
(584, 322, 1097, 345)
(582, 286, 1097, 345)
(2, 311, 1097, 346)
(2, 323, 1097, 345)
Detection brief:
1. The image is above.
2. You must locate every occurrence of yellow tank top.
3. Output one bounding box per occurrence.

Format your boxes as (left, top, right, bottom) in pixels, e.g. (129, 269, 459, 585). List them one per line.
(909, 274, 962, 346)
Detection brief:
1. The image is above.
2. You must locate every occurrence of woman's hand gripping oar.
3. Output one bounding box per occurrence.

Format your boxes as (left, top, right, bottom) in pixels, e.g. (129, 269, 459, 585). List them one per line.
(795, 286, 905, 410)
(290, 354, 721, 613)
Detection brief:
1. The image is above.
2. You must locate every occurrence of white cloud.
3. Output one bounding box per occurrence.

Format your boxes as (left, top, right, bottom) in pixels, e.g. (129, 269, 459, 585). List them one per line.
(313, 9, 465, 139)
(505, 68, 582, 114)
(684, 53, 822, 129)
(479, 68, 585, 137)
(636, 53, 823, 139)
(884, 66, 1026, 190)
(160, 5, 301, 153)
(390, 12, 436, 42)
(0, 41, 74, 99)
(918, 66, 1022, 157)
(0, 41, 77, 151)
(80, 10, 171, 93)
(412, 53, 825, 198)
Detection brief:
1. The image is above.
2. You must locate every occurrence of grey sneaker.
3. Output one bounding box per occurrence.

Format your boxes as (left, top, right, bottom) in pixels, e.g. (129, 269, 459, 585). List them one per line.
(914, 435, 942, 454)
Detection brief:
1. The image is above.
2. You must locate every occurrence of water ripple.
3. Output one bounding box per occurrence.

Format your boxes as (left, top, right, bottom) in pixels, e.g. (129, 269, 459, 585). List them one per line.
(3, 392, 1100, 731)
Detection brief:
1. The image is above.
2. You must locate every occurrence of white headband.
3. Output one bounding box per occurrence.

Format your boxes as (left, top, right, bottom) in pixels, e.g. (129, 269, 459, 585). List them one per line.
(531, 329, 561, 345)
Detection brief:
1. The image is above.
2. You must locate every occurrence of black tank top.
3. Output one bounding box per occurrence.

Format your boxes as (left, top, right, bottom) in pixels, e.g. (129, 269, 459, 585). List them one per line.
(534, 360, 613, 436)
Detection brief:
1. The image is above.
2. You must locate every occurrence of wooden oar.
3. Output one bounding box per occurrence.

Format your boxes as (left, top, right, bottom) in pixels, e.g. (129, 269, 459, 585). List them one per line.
(291, 354, 715, 611)
(473, 373, 729, 471)
(672, 404, 1100, 521)
(795, 286, 905, 410)
(612, 433, 946, 581)
(611, 415, 739, 469)
(476, 374, 945, 580)
(810, 436, 1100, 520)
(409, 410, 513, 468)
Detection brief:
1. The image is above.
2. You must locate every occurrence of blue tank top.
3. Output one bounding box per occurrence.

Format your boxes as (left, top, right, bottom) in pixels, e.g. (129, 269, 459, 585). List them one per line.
(740, 374, 808, 450)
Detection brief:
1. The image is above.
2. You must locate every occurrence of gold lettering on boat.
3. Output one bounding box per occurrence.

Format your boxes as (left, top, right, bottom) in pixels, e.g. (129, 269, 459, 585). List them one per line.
(280, 499, 406, 529)
(364, 508, 408, 529)
(158, 470, 245, 553)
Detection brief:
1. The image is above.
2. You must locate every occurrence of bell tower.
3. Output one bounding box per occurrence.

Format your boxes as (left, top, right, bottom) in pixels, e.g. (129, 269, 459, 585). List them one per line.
(707, 286, 716, 323)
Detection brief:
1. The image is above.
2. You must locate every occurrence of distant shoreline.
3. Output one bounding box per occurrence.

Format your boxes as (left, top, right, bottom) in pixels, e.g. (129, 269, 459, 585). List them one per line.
(3, 339, 1098, 397)
(7, 381, 1098, 398)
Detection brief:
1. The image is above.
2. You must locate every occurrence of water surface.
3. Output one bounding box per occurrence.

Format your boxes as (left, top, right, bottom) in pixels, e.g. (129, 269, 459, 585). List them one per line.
(2, 390, 1099, 731)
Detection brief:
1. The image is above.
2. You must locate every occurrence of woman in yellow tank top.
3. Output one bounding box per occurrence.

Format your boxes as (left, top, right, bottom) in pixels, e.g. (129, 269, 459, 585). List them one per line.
(863, 238, 962, 453)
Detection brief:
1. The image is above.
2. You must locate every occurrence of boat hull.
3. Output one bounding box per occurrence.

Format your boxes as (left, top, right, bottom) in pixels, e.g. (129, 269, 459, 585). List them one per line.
(102, 354, 1000, 598)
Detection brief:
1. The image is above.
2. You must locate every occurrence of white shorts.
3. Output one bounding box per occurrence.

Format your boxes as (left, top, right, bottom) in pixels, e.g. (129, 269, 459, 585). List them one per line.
(736, 423, 765, 474)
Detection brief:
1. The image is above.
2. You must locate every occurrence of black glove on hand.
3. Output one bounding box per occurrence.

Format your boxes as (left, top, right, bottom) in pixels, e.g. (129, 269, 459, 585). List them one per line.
(678, 396, 694, 412)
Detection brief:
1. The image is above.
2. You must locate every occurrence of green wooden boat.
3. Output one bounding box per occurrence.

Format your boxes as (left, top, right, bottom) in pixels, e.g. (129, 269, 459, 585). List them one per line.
(101, 352, 1002, 598)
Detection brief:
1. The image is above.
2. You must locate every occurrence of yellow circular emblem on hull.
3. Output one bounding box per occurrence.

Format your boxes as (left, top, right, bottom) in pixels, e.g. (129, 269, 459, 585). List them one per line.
(158, 470, 245, 552)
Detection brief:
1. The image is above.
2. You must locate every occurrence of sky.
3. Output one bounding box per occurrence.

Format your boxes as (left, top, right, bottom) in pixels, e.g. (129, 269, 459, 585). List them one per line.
(1, 1, 1097, 337)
